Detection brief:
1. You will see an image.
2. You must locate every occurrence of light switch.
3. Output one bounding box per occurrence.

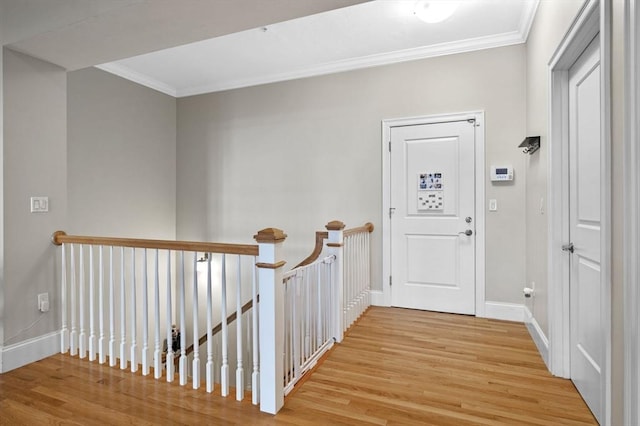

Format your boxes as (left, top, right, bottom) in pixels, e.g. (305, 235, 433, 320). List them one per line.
(489, 199, 497, 212)
(30, 196, 49, 213)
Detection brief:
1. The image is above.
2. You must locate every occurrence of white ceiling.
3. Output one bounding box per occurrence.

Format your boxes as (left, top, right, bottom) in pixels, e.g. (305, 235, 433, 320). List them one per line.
(96, 0, 539, 98)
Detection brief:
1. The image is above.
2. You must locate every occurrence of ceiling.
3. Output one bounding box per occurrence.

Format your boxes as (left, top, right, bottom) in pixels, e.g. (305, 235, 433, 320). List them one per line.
(1, 0, 367, 69)
(2, 0, 539, 98)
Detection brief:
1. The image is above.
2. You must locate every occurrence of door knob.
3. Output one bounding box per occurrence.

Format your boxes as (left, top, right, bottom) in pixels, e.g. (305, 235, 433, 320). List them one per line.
(465, 217, 472, 223)
(459, 229, 473, 236)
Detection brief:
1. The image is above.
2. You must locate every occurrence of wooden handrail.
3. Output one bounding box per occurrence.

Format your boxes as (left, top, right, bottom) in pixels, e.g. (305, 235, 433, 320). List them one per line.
(51, 231, 259, 256)
(344, 222, 374, 237)
(165, 297, 258, 364)
(294, 231, 329, 269)
(293, 222, 374, 269)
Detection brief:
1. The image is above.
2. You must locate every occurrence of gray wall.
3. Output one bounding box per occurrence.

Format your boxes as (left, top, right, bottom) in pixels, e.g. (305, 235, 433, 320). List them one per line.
(67, 67, 177, 240)
(524, 0, 585, 339)
(525, 1, 626, 423)
(611, 0, 625, 421)
(3, 48, 67, 345)
(0, 22, 5, 354)
(177, 44, 527, 304)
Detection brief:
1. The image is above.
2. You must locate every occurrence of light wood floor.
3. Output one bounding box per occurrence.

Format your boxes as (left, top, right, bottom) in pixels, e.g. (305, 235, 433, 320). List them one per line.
(0, 307, 596, 425)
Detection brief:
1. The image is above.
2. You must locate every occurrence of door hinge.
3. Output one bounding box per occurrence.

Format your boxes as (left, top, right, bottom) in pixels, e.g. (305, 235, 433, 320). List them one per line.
(388, 140, 391, 152)
(467, 119, 475, 124)
(389, 276, 392, 286)
(389, 207, 395, 219)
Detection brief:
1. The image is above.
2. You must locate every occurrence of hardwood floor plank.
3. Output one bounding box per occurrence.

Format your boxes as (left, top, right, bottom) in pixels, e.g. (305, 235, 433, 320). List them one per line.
(0, 307, 596, 425)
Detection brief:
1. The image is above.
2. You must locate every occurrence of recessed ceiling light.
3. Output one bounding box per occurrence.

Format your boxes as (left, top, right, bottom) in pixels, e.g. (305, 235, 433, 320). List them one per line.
(414, 1, 459, 24)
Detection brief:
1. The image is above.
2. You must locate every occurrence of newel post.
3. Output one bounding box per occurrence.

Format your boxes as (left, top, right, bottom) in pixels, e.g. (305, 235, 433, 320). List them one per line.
(254, 228, 287, 414)
(326, 221, 345, 343)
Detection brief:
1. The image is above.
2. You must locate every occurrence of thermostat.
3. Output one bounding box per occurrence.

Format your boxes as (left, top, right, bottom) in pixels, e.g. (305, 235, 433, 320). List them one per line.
(490, 166, 513, 181)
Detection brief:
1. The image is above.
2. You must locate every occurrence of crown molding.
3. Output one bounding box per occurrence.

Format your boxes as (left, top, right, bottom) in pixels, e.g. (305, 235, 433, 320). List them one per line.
(176, 31, 527, 97)
(95, 63, 177, 97)
(96, 0, 538, 99)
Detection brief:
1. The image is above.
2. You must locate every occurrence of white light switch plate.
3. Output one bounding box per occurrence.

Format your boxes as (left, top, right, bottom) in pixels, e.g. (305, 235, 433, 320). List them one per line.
(489, 199, 498, 212)
(30, 196, 49, 213)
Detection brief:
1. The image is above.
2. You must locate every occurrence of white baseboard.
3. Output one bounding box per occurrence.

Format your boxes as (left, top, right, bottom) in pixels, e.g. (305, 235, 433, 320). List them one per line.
(1, 331, 60, 373)
(483, 301, 526, 322)
(524, 306, 550, 368)
(370, 290, 387, 306)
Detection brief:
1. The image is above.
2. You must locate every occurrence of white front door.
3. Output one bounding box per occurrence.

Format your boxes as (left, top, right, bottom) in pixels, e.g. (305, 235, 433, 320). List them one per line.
(568, 34, 603, 423)
(390, 119, 476, 314)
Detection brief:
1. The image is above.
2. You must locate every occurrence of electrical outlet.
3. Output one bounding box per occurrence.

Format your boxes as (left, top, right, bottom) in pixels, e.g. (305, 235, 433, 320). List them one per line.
(38, 292, 49, 312)
(30, 196, 49, 213)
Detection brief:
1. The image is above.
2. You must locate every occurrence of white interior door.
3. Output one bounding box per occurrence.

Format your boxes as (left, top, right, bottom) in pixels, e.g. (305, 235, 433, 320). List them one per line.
(568, 34, 603, 423)
(390, 120, 475, 314)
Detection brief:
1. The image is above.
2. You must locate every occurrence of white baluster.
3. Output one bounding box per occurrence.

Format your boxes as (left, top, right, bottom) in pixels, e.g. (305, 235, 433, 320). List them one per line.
(99, 246, 106, 364)
(345, 236, 351, 327)
(221, 254, 229, 397)
(89, 245, 96, 361)
(284, 280, 290, 388)
(130, 248, 138, 373)
(317, 262, 323, 348)
(70, 244, 77, 356)
(358, 234, 362, 316)
(342, 237, 353, 330)
(154, 249, 162, 379)
(179, 251, 187, 386)
(142, 248, 150, 376)
(349, 235, 355, 324)
(206, 253, 214, 393)
(292, 275, 300, 385)
(251, 259, 259, 405)
(120, 246, 127, 370)
(305, 269, 311, 359)
(192, 252, 200, 390)
(236, 255, 244, 401)
(109, 246, 116, 367)
(79, 245, 86, 359)
(166, 250, 175, 382)
(60, 243, 69, 353)
(366, 231, 371, 307)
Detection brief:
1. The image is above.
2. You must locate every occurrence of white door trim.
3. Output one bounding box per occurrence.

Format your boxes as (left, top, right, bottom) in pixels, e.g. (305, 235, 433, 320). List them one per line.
(381, 111, 486, 316)
(624, 0, 640, 423)
(547, 0, 611, 423)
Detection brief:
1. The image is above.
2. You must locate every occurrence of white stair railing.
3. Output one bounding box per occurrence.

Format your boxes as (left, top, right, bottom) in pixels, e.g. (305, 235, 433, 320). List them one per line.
(52, 231, 268, 407)
(343, 223, 373, 330)
(282, 254, 336, 395)
(52, 222, 373, 415)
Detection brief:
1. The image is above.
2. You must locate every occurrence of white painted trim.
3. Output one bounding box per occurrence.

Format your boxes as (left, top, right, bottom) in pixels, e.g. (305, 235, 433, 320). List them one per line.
(484, 302, 525, 323)
(624, 0, 640, 424)
(547, 0, 611, 423)
(0, 331, 60, 373)
(95, 63, 178, 97)
(518, 0, 540, 41)
(370, 290, 385, 307)
(381, 111, 485, 316)
(524, 306, 550, 368)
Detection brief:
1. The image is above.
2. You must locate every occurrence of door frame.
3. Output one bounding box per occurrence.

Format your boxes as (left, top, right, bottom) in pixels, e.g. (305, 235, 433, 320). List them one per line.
(547, 0, 611, 423)
(381, 111, 486, 315)
(624, 0, 640, 423)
